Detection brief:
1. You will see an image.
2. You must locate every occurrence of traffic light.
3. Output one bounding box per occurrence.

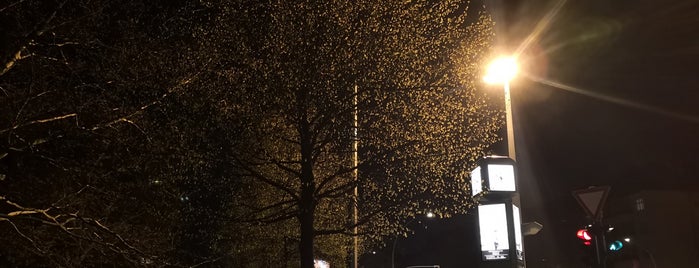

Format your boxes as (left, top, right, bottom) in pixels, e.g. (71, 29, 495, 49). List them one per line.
(606, 226, 630, 253)
(576, 228, 597, 266)
(608, 240, 623, 251)
(576, 228, 592, 246)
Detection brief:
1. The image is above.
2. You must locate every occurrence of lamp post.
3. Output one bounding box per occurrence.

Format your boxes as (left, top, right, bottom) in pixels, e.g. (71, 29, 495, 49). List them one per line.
(392, 213, 435, 268)
(484, 56, 519, 160)
(476, 56, 525, 268)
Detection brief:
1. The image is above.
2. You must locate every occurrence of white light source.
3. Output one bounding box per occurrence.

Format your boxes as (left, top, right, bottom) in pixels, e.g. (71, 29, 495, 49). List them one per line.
(484, 57, 518, 84)
(314, 259, 330, 268)
(487, 164, 516, 192)
(624, 237, 631, 243)
(426, 212, 435, 218)
(478, 204, 510, 260)
(471, 166, 483, 196)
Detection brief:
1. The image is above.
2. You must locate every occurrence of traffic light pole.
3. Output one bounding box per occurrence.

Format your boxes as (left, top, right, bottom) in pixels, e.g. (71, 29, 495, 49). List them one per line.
(591, 222, 607, 268)
(572, 186, 611, 268)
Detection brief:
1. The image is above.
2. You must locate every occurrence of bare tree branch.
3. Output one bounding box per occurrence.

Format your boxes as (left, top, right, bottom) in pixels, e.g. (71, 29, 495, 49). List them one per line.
(234, 156, 301, 202)
(0, 1, 67, 77)
(0, 113, 77, 135)
(0, 0, 29, 13)
(89, 60, 211, 132)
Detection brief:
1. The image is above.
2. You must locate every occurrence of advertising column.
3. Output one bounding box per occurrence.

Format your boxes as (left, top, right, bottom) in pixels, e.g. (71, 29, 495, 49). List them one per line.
(471, 156, 525, 268)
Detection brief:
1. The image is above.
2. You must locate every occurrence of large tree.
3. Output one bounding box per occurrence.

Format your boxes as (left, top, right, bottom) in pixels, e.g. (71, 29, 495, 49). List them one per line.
(201, 0, 501, 266)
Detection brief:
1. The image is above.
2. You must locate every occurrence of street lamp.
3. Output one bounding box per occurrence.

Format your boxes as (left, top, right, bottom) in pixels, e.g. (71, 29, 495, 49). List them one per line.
(392, 213, 435, 268)
(477, 56, 526, 268)
(484, 56, 519, 160)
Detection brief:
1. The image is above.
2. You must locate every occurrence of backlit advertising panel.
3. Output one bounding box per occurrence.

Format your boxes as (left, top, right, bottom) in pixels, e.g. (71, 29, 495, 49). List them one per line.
(478, 203, 509, 260)
(471, 166, 482, 196)
(487, 164, 516, 192)
(513, 205, 523, 261)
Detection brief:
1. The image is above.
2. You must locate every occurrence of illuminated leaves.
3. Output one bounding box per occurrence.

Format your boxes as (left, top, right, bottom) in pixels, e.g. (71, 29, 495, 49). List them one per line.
(202, 0, 501, 262)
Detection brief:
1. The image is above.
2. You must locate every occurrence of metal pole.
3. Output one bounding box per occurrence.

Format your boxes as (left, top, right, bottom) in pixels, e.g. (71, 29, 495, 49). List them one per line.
(504, 81, 526, 268)
(594, 233, 602, 268)
(391, 234, 399, 268)
(504, 81, 516, 161)
(592, 222, 606, 268)
(392, 217, 419, 268)
(353, 84, 359, 268)
(644, 249, 658, 268)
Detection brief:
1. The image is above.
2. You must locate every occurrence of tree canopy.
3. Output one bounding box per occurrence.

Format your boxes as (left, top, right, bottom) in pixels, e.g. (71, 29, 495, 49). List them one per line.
(201, 0, 501, 266)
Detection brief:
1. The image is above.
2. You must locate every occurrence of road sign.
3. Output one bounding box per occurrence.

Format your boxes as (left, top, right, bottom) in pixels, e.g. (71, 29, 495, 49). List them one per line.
(572, 186, 610, 221)
(522, 221, 543, 236)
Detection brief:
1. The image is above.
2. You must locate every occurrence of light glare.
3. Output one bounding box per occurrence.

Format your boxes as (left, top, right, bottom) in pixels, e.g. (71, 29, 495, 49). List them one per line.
(484, 57, 518, 84)
(314, 259, 329, 268)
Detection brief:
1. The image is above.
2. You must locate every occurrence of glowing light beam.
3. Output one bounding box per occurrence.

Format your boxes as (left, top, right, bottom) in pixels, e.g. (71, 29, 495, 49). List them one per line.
(514, 0, 568, 58)
(526, 73, 699, 124)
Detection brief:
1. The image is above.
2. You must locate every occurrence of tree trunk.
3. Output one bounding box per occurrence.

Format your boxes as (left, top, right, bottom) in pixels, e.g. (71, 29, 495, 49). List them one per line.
(298, 105, 316, 268)
(299, 198, 315, 268)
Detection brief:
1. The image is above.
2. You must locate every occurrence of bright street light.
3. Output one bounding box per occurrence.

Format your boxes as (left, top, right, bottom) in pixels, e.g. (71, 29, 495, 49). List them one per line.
(483, 56, 518, 85)
(483, 56, 519, 160)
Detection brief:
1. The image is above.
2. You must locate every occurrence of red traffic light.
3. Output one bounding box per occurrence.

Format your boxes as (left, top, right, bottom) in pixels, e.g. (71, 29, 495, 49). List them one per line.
(576, 229, 592, 241)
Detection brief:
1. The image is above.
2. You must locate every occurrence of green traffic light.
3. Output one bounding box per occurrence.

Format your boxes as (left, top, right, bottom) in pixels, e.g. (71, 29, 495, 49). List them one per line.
(608, 240, 623, 251)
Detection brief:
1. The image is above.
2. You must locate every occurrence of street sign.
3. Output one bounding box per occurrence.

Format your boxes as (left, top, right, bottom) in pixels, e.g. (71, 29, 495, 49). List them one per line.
(522, 221, 543, 236)
(572, 186, 610, 221)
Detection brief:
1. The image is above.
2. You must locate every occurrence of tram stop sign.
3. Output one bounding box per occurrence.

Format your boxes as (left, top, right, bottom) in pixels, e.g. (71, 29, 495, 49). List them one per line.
(572, 186, 610, 221)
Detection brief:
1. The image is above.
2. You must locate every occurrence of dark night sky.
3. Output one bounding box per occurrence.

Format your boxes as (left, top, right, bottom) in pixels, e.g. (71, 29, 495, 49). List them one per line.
(496, 0, 699, 265)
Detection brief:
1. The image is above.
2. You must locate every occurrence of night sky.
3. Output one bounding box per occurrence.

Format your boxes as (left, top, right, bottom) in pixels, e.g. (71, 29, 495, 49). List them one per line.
(495, 0, 698, 265)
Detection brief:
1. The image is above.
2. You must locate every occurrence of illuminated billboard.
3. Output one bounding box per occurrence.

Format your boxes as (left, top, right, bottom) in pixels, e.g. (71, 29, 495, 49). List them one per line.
(513, 205, 523, 261)
(487, 164, 516, 192)
(471, 166, 482, 196)
(478, 203, 509, 260)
